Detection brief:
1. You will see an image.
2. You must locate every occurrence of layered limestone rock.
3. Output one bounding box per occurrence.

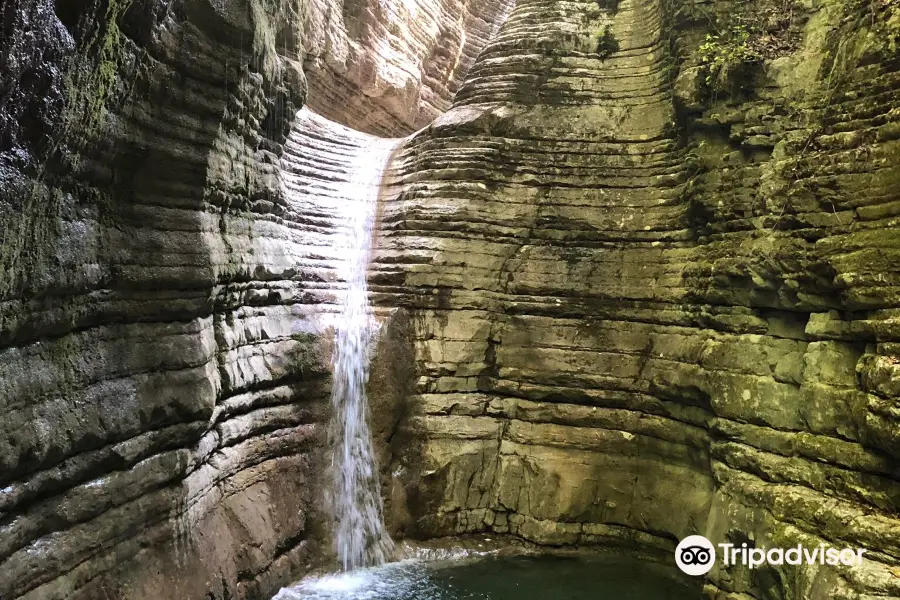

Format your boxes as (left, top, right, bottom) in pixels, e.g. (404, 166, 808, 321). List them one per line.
(373, 0, 900, 598)
(378, 0, 712, 547)
(0, 0, 502, 597)
(2, 0, 899, 597)
(302, 0, 515, 135)
(0, 0, 320, 597)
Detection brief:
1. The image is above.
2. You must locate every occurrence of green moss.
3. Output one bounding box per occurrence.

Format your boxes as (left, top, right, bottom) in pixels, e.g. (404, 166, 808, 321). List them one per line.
(1, 0, 134, 298)
(820, 0, 900, 90)
(594, 25, 620, 58)
(0, 181, 67, 298)
(62, 0, 135, 143)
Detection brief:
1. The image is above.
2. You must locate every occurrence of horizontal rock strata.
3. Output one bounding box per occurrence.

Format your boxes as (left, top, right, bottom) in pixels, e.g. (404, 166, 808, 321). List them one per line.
(301, 0, 514, 135)
(0, 0, 328, 594)
(373, 0, 900, 598)
(0, 0, 514, 588)
(2, 0, 899, 597)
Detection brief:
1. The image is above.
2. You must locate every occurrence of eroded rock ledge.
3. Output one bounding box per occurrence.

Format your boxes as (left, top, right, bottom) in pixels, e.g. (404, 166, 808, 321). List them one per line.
(373, 0, 900, 598)
(0, 0, 506, 595)
(302, 0, 515, 135)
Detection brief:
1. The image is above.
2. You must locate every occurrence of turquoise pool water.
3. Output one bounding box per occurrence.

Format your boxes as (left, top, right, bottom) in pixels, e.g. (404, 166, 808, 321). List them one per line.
(273, 553, 699, 600)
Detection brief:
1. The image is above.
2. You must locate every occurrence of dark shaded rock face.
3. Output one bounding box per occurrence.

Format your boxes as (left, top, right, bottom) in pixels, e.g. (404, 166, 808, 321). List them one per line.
(0, 0, 505, 596)
(0, 0, 319, 597)
(1, 0, 899, 597)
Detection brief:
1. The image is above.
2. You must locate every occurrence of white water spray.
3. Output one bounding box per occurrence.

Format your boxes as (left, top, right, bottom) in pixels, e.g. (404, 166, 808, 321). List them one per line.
(326, 126, 401, 571)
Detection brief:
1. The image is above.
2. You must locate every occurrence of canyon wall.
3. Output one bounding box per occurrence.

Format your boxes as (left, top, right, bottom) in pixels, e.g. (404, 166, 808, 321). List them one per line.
(375, 0, 900, 598)
(0, 0, 320, 597)
(2, 0, 899, 597)
(301, 0, 514, 134)
(0, 0, 503, 596)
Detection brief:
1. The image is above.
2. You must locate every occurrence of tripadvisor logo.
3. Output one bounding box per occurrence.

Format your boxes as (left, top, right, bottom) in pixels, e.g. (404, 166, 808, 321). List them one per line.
(675, 535, 716, 576)
(675, 535, 868, 576)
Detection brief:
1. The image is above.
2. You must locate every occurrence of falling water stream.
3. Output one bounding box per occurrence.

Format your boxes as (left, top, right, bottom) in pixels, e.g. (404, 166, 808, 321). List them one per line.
(274, 105, 700, 600)
(325, 121, 402, 571)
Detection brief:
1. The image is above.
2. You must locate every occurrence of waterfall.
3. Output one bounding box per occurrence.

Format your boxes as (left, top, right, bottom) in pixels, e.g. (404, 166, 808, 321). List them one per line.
(280, 107, 402, 571)
(323, 119, 400, 571)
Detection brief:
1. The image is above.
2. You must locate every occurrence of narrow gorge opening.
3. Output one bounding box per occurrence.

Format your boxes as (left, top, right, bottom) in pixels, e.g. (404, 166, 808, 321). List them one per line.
(275, 0, 516, 573)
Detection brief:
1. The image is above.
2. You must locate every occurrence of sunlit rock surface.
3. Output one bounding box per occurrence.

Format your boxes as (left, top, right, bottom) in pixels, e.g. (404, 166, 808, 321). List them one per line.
(302, 0, 515, 135)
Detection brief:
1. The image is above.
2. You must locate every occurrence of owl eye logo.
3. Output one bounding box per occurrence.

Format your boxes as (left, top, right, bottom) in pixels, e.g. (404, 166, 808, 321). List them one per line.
(675, 535, 717, 575)
(680, 546, 712, 565)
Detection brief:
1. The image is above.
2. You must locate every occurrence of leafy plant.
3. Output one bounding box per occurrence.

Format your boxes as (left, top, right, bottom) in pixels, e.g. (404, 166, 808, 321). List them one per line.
(697, 25, 763, 93)
(595, 25, 620, 58)
(696, 0, 802, 96)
